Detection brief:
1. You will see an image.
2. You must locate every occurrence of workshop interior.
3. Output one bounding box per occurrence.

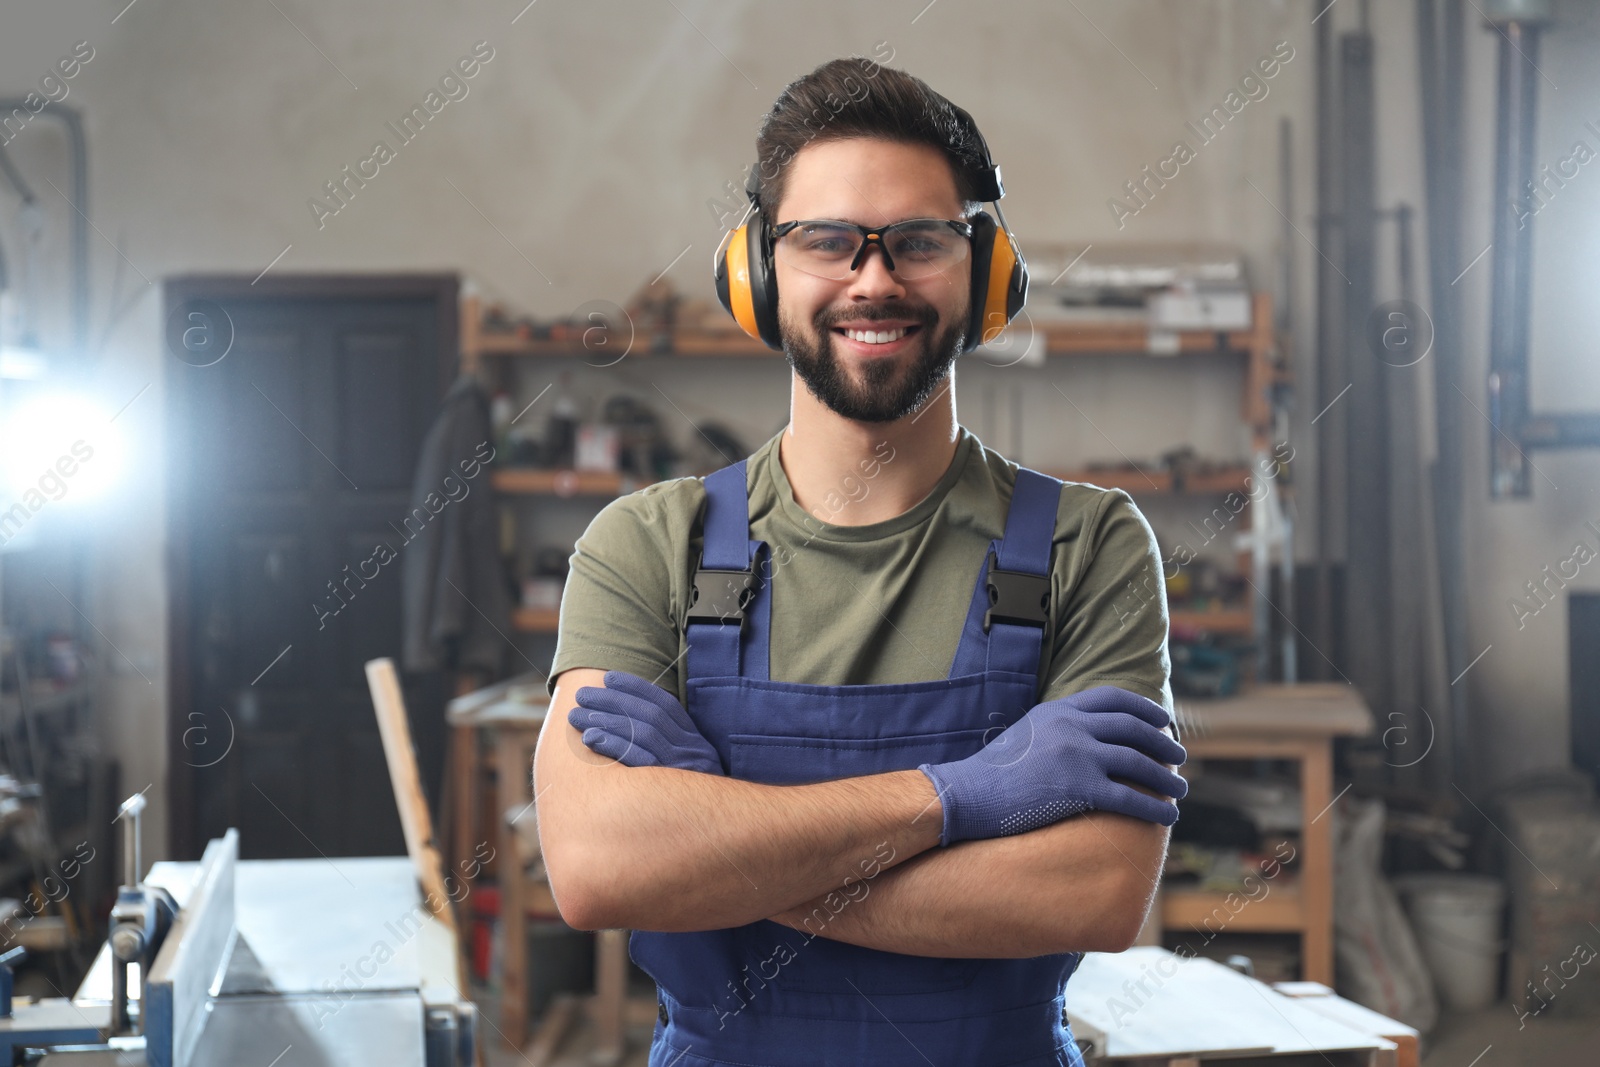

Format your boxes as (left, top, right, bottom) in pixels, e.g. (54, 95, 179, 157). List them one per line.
(0, 0, 1598, 1064)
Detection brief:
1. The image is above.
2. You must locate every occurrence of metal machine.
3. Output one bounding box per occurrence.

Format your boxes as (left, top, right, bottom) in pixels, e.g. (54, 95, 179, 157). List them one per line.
(0, 796, 477, 1066)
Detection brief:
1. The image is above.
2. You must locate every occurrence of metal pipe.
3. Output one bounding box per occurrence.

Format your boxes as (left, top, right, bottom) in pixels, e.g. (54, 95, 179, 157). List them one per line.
(1311, 0, 1341, 679)
(1486, 23, 1542, 496)
(1417, 0, 1472, 789)
(1341, 27, 1391, 718)
(1278, 115, 1297, 682)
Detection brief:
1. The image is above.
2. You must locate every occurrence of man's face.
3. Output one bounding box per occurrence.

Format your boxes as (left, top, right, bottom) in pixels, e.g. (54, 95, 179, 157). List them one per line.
(771, 138, 971, 423)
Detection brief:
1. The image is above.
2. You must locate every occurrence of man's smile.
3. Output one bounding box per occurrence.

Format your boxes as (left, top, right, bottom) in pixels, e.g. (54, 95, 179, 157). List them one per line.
(830, 322, 924, 356)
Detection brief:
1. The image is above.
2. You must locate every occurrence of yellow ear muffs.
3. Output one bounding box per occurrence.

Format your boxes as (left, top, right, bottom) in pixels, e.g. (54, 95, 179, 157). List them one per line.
(714, 215, 783, 350)
(964, 210, 1029, 354)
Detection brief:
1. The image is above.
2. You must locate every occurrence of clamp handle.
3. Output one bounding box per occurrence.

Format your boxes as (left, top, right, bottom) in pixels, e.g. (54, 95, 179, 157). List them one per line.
(0, 945, 26, 1018)
(116, 793, 147, 887)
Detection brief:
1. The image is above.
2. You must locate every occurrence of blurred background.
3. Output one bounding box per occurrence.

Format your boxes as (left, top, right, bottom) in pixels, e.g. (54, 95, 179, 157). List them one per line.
(0, 1, 1597, 1064)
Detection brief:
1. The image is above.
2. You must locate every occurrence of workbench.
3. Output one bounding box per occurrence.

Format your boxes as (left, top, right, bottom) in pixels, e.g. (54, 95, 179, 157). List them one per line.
(445, 674, 632, 1058)
(1167, 683, 1374, 985)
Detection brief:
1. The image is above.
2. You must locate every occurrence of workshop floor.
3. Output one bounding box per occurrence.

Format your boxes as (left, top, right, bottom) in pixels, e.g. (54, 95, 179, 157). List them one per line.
(1422, 1005, 1597, 1066)
(478, 991, 653, 1067)
(478, 998, 1599, 1065)
(484, 1013, 653, 1067)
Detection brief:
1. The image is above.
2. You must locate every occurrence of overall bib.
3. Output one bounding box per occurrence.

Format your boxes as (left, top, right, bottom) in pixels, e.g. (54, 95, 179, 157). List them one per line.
(633, 458, 1087, 1067)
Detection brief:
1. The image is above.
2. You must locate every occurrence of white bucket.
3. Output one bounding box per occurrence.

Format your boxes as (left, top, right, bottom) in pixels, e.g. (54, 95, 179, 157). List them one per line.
(1394, 874, 1506, 1011)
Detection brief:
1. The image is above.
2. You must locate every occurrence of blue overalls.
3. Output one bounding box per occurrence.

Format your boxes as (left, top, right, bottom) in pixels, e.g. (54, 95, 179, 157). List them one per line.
(633, 457, 1087, 1067)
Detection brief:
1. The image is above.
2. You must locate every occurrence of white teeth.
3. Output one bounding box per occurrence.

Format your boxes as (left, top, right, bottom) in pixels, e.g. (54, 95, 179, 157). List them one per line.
(843, 327, 908, 344)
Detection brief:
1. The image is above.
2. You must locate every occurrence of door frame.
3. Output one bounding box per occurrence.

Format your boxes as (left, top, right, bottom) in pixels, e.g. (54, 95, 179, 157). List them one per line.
(163, 273, 459, 859)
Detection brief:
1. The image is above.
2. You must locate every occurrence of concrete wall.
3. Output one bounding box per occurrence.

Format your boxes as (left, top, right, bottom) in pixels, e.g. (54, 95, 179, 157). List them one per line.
(1, 0, 1586, 862)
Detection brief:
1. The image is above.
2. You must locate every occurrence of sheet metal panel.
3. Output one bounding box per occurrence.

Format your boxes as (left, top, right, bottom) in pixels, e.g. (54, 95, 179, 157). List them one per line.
(145, 831, 239, 1067)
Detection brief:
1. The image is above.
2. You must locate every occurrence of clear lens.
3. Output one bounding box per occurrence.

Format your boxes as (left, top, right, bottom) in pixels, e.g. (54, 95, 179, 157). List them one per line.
(775, 219, 969, 281)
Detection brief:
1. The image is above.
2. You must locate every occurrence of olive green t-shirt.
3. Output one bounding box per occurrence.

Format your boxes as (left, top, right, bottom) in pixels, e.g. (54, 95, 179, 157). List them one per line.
(548, 425, 1173, 716)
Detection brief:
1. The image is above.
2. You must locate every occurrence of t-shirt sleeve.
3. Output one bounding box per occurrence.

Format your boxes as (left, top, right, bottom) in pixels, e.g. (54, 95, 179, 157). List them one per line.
(546, 487, 687, 699)
(1040, 487, 1175, 718)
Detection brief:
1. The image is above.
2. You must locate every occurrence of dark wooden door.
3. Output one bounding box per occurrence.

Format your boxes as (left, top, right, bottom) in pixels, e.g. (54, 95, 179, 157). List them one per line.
(166, 275, 457, 860)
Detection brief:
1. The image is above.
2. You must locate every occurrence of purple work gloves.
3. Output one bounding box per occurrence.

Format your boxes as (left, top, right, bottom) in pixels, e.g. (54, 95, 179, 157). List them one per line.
(569, 670, 725, 775)
(918, 685, 1189, 846)
(570, 674, 1188, 845)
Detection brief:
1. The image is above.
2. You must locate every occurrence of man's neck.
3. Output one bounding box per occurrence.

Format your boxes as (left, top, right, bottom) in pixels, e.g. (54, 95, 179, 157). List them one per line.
(777, 371, 960, 527)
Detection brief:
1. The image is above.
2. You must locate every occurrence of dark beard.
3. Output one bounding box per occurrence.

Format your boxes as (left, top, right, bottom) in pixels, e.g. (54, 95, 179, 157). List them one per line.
(781, 303, 966, 423)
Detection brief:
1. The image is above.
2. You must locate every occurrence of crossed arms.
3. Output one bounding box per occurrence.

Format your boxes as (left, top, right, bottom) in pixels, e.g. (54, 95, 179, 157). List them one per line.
(533, 666, 1171, 958)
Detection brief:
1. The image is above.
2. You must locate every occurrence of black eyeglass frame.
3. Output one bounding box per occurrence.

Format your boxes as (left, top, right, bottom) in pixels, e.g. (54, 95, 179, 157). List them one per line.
(769, 217, 975, 276)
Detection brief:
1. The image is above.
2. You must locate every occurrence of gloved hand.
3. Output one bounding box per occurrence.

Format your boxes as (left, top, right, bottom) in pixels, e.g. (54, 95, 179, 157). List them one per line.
(569, 670, 724, 774)
(919, 685, 1188, 845)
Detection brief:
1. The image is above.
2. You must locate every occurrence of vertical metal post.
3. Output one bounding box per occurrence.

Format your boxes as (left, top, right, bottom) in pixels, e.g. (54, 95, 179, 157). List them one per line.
(1340, 28, 1393, 720)
(1486, 20, 1543, 497)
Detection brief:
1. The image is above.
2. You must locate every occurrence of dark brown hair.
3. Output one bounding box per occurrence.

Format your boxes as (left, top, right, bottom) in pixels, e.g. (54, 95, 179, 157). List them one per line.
(752, 57, 987, 221)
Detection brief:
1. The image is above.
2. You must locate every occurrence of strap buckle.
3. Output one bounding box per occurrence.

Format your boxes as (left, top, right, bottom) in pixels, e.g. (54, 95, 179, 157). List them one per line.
(685, 563, 756, 630)
(983, 548, 1049, 633)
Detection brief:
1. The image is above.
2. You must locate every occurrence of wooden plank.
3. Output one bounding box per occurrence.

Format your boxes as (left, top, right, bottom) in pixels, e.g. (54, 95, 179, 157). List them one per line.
(1064, 947, 1393, 1059)
(1274, 983, 1420, 1067)
(367, 658, 481, 1066)
(1301, 736, 1335, 985)
(497, 727, 534, 1048)
(366, 659, 456, 933)
(446, 723, 477, 911)
(524, 993, 579, 1065)
(1244, 290, 1276, 430)
(461, 293, 482, 375)
(589, 929, 628, 1066)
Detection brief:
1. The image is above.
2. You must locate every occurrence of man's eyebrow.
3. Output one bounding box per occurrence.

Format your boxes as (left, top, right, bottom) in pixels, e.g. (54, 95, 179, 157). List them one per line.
(799, 215, 946, 226)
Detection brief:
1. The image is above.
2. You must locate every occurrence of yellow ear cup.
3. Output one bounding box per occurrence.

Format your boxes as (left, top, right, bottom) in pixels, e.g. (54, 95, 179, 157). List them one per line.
(724, 223, 762, 341)
(980, 226, 1020, 346)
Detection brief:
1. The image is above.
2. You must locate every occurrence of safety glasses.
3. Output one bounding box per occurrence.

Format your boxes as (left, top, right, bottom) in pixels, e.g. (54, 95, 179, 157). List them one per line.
(771, 218, 973, 281)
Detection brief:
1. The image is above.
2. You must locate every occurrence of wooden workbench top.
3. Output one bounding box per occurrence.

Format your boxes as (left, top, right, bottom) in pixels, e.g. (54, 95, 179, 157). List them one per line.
(1175, 683, 1374, 740)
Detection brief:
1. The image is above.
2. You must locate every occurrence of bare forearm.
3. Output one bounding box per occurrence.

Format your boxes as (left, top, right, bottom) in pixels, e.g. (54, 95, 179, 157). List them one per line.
(536, 715, 942, 932)
(769, 812, 1167, 957)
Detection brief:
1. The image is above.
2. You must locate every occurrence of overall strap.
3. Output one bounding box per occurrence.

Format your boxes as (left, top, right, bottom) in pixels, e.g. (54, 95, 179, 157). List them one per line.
(950, 467, 1064, 682)
(684, 460, 770, 681)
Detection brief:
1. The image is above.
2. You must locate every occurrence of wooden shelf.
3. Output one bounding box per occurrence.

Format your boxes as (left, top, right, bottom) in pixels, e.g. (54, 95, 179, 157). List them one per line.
(1162, 886, 1306, 933)
(1047, 464, 1257, 495)
(492, 465, 1255, 500)
(471, 326, 1262, 361)
(491, 469, 656, 497)
(460, 293, 1285, 366)
(1038, 320, 1257, 356)
(1170, 606, 1254, 634)
(472, 329, 769, 359)
(512, 608, 560, 634)
(522, 603, 1249, 638)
